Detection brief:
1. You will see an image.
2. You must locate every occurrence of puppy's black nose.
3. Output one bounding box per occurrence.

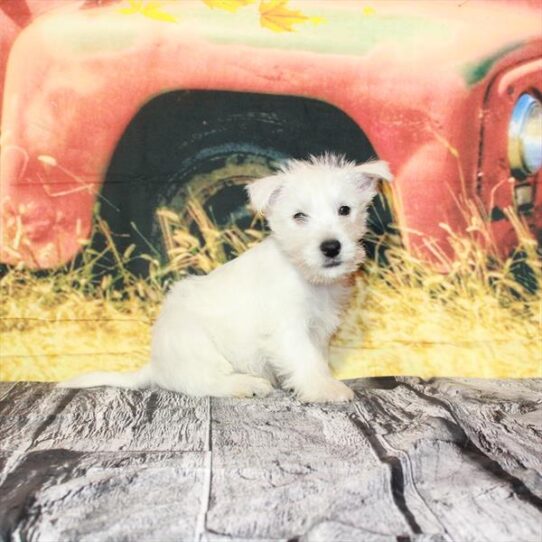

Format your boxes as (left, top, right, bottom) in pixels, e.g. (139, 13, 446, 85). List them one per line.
(320, 239, 341, 258)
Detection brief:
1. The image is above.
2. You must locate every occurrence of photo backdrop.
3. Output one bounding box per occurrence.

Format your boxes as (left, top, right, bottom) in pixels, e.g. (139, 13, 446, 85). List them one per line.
(0, 0, 540, 381)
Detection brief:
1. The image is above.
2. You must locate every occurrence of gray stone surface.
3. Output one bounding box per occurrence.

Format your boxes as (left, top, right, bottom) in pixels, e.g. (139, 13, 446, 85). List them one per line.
(0, 378, 540, 541)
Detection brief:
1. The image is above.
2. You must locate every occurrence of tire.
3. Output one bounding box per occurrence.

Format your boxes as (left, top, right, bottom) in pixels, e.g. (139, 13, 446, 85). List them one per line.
(97, 91, 394, 277)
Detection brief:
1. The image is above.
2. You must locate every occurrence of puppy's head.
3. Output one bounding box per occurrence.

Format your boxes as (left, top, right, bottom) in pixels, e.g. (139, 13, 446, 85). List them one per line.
(247, 154, 393, 284)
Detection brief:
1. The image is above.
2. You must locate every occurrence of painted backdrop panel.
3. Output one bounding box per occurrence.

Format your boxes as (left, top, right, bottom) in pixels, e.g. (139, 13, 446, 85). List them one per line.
(0, 0, 540, 381)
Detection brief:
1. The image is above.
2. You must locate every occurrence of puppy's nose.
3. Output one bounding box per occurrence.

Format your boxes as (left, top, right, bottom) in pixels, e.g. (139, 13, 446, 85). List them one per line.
(320, 239, 341, 258)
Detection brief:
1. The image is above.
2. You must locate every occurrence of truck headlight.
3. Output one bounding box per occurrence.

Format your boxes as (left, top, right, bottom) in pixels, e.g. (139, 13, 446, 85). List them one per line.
(508, 93, 542, 178)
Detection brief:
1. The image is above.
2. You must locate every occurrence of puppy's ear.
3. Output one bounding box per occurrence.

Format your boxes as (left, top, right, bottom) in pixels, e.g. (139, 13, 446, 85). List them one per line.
(246, 174, 284, 214)
(353, 160, 393, 196)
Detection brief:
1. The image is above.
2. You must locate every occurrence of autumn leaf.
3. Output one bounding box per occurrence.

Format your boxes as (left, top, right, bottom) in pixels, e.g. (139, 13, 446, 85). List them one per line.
(119, 0, 178, 23)
(259, 0, 324, 33)
(142, 2, 178, 22)
(119, 0, 142, 14)
(201, 0, 256, 12)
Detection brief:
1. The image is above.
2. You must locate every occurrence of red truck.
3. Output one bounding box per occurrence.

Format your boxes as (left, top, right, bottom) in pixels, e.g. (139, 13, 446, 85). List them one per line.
(1, 0, 541, 272)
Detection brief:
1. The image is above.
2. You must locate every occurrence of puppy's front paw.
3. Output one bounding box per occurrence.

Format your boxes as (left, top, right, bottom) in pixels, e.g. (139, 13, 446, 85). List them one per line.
(296, 378, 354, 403)
(233, 375, 274, 398)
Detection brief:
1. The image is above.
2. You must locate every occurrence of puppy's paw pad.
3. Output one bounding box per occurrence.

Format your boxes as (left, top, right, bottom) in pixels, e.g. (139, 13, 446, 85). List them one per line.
(297, 379, 354, 403)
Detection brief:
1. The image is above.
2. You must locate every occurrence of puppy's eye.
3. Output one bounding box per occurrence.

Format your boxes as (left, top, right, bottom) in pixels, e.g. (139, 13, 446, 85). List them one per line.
(338, 206, 351, 216)
(293, 212, 308, 222)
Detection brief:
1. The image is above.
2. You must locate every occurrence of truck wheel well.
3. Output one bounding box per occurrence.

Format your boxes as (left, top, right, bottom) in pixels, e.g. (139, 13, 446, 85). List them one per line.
(106, 90, 376, 178)
(98, 90, 391, 274)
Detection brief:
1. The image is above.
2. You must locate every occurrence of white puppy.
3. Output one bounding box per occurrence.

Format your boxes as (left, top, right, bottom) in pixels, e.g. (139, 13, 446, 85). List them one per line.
(61, 154, 392, 402)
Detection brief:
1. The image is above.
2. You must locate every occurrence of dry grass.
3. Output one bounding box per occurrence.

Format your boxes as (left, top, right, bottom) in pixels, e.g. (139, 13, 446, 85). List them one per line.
(1, 200, 540, 382)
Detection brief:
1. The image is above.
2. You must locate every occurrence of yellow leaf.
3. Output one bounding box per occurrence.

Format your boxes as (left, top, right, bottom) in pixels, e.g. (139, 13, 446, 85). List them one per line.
(142, 1, 178, 22)
(201, 0, 256, 12)
(119, 0, 143, 14)
(119, 0, 178, 23)
(361, 5, 376, 16)
(259, 0, 324, 33)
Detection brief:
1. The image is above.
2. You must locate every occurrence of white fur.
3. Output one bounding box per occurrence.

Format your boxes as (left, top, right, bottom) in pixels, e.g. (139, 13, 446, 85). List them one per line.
(60, 155, 392, 402)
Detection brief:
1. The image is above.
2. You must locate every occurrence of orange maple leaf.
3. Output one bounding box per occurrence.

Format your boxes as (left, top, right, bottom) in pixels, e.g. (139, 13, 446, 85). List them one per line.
(119, 0, 178, 23)
(201, 0, 256, 12)
(259, 0, 324, 33)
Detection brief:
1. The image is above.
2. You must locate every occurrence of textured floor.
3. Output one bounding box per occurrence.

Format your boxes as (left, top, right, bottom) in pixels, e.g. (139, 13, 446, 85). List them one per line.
(0, 377, 541, 542)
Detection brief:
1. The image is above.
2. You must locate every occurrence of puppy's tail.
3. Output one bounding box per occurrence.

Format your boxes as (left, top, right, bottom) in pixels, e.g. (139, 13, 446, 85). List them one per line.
(57, 365, 153, 390)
